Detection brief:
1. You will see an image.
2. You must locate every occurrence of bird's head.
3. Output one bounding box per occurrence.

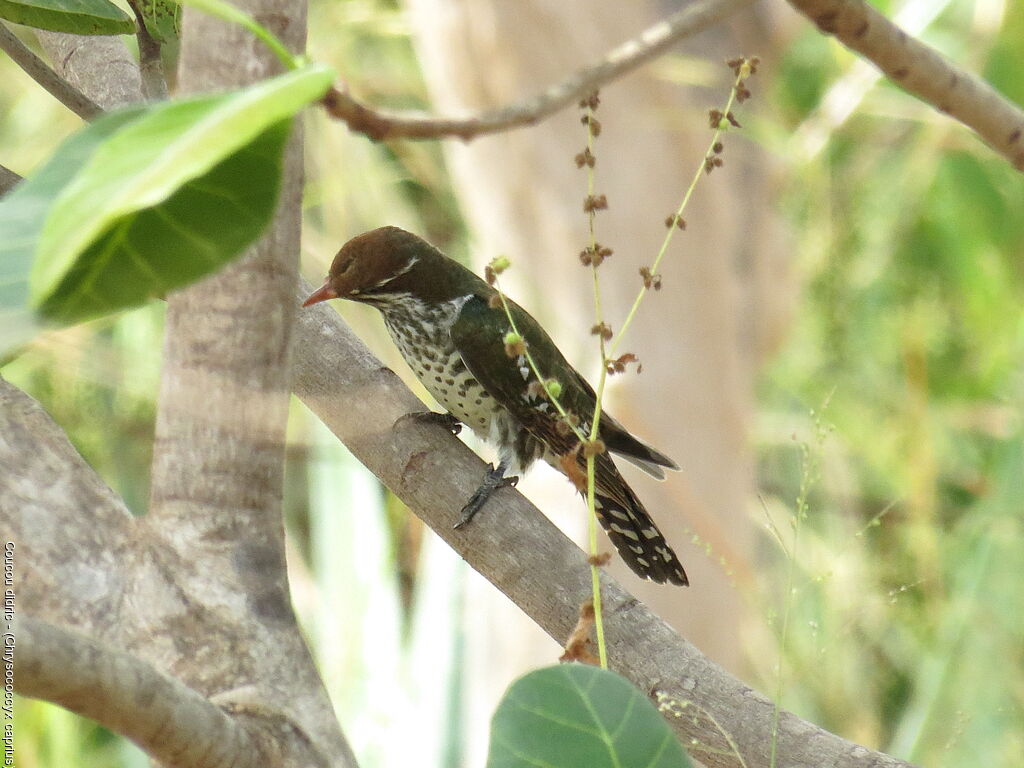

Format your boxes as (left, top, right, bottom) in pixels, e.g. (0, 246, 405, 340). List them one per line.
(303, 226, 437, 308)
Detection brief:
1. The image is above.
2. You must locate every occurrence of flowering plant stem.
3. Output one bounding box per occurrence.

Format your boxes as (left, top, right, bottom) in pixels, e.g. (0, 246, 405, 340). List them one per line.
(490, 58, 755, 670)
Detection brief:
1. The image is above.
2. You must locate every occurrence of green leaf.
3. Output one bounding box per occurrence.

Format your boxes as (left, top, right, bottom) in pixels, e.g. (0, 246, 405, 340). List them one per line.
(0, 108, 146, 354)
(37, 120, 291, 324)
(26, 62, 334, 325)
(134, 0, 179, 43)
(0, 0, 135, 34)
(486, 664, 692, 768)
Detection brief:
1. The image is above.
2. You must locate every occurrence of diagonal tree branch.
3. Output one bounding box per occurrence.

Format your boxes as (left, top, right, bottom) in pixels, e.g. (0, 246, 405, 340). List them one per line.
(320, 0, 755, 140)
(785, 0, 1024, 171)
(15, 616, 266, 768)
(0, 163, 20, 194)
(0, 22, 101, 119)
(291, 281, 918, 768)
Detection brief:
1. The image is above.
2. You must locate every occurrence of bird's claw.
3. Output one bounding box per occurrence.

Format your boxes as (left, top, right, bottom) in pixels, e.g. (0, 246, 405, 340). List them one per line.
(395, 410, 462, 435)
(454, 463, 518, 529)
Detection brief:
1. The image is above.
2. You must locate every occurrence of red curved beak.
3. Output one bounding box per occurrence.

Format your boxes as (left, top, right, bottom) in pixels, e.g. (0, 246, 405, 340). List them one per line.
(302, 281, 339, 307)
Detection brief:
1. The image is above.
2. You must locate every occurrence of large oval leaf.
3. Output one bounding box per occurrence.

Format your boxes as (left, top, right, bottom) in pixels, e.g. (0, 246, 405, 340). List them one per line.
(37, 120, 291, 323)
(27, 62, 334, 324)
(487, 664, 692, 768)
(0, 108, 146, 354)
(0, 0, 135, 34)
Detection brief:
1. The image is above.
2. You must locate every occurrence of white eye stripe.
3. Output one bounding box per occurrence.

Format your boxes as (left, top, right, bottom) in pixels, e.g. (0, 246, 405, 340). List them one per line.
(371, 256, 420, 289)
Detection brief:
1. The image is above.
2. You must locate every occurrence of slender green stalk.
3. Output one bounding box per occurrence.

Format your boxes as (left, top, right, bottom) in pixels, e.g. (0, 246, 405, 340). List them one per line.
(585, 455, 607, 667)
(492, 62, 753, 669)
(769, 406, 826, 767)
(607, 64, 749, 361)
(581, 95, 609, 669)
(768, 475, 802, 768)
(492, 273, 604, 666)
(491, 281, 587, 444)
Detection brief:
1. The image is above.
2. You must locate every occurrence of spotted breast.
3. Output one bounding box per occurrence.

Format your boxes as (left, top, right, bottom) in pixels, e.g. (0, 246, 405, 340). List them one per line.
(378, 294, 498, 438)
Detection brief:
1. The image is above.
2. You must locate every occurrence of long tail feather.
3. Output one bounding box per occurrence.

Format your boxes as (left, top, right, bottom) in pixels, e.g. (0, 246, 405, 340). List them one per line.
(591, 455, 688, 586)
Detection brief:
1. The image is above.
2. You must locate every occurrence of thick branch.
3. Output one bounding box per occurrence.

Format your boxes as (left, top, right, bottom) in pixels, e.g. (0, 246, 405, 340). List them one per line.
(1, 377, 342, 768)
(291, 282, 917, 768)
(786, 0, 1024, 171)
(15, 616, 265, 768)
(145, 3, 358, 767)
(321, 0, 754, 140)
(0, 22, 101, 119)
(0, 376, 133, 636)
(34, 31, 144, 110)
(0, 163, 20, 194)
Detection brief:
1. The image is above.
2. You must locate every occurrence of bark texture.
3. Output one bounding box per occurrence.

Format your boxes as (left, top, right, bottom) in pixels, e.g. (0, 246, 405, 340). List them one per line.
(15, 616, 263, 768)
(142, 0, 356, 764)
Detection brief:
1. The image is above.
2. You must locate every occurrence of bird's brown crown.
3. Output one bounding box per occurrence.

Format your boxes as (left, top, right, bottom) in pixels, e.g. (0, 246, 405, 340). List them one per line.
(326, 226, 426, 299)
(304, 226, 484, 308)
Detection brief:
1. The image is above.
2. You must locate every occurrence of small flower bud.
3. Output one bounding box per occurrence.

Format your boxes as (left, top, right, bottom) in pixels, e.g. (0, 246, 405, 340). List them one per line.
(503, 332, 526, 358)
(574, 147, 596, 168)
(639, 267, 662, 291)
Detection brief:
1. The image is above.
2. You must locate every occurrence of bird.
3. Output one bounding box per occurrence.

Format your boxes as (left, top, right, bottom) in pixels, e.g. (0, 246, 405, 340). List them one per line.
(303, 226, 688, 586)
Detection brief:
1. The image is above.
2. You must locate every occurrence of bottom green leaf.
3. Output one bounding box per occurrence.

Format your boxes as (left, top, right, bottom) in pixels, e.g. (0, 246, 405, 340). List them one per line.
(487, 664, 692, 768)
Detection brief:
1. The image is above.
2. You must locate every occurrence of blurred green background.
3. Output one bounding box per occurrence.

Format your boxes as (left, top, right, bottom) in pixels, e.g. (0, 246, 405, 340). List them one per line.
(4, 0, 1023, 766)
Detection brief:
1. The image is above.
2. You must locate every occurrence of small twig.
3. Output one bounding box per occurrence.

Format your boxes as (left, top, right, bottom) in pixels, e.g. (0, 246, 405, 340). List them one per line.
(15, 616, 265, 768)
(320, 0, 754, 141)
(0, 22, 102, 119)
(785, 0, 1024, 172)
(127, 1, 170, 100)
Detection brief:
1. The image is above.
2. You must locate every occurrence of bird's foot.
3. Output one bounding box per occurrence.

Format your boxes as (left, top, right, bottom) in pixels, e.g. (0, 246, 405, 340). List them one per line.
(395, 410, 462, 435)
(454, 462, 518, 529)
